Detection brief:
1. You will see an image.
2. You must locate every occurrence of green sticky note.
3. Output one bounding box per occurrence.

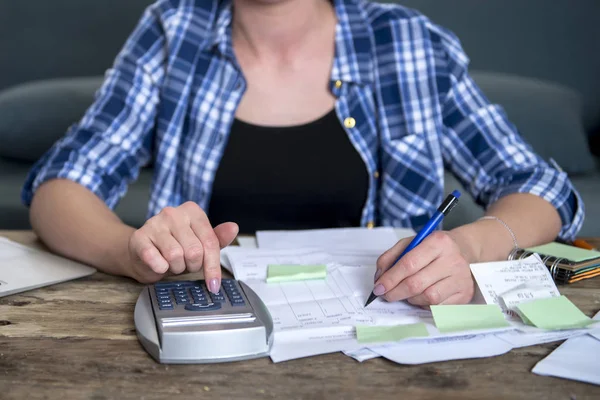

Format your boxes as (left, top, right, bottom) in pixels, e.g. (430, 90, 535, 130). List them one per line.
(431, 304, 510, 333)
(266, 264, 327, 283)
(526, 242, 600, 262)
(516, 295, 593, 330)
(356, 323, 429, 344)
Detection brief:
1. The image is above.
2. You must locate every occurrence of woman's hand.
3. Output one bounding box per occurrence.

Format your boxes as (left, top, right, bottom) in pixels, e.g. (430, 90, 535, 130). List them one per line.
(372, 231, 475, 306)
(126, 201, 238, 292)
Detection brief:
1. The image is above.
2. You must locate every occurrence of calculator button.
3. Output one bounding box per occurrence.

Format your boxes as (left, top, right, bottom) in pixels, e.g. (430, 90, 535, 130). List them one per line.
(231, 300, 246, 307)
(159, 304, 174, 310)
(157, 295, 171, 301)
(172, 289, 187, 296)
(155, 281, 193, 289)
(185, 302, 222, 312)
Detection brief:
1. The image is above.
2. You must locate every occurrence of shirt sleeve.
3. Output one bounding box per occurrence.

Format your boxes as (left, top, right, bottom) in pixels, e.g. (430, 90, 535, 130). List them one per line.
(21, 4, 166, 209)
(428, 23, 585, 240)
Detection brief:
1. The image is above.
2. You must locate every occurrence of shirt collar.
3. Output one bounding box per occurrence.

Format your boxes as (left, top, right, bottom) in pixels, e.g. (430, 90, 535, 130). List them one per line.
(207, 0, 374, 85)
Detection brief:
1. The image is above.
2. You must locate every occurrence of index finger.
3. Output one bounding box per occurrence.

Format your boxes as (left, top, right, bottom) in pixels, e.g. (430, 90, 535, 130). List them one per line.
(375, 233, 444, 295)
(189, 212, 222, 294)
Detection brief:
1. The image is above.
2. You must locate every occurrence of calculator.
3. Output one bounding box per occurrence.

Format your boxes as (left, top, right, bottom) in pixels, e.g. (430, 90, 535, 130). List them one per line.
(134, 279, 273, 364)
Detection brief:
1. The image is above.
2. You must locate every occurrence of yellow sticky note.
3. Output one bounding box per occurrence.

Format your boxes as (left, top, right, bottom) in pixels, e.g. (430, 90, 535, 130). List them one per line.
(526, 242, 600, 262)
(356, 323, 429, 344)
(266, 264, 327, 283)
(516, 295, 594, 330)
(431, 304, 510, 333)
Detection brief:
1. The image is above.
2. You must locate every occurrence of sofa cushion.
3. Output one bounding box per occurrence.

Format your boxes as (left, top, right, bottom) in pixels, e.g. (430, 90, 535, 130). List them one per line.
(0, 76, 103, 162)
(470, 71, 595, 175)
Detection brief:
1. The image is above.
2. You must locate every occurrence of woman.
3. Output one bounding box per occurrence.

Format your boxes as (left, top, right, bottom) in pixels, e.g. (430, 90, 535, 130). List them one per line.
(23, 0, 583, 306)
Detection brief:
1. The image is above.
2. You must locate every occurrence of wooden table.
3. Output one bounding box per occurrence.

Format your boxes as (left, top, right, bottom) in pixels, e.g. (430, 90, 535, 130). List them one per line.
(1, 231, 599, 400)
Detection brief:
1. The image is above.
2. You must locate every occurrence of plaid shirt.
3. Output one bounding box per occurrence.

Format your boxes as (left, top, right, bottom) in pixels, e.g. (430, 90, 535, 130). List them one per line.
(22, 0, 584, 239)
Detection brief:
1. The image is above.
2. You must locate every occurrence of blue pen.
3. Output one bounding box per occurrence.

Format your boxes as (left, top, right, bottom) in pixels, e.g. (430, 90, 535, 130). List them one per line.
(363, 190, 461, 307)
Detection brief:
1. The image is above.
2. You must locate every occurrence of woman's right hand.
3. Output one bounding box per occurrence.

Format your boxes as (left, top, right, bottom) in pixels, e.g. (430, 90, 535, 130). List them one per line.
(126, 201, 238, 293)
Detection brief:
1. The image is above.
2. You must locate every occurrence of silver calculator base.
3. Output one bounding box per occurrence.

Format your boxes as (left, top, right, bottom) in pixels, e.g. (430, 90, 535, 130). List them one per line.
(134, 283, 273, 364)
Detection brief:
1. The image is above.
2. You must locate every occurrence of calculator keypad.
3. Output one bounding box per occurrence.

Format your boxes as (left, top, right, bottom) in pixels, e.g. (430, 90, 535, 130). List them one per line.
(153, 279, 247, 312)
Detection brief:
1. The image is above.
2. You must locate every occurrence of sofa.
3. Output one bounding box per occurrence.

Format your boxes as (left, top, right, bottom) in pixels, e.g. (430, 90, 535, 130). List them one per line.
(1, 0, 599, 236)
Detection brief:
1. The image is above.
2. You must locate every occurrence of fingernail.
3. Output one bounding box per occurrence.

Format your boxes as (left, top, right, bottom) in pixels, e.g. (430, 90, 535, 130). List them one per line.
(374, 269, 382, 283)
(208, 278, 220, 294)
(373, 284, 386, 296)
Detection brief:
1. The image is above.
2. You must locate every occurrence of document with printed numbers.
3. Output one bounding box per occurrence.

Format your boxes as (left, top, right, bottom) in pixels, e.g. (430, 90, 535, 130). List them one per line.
(470, 255, 560, 315)
(224, 247, 332, 281)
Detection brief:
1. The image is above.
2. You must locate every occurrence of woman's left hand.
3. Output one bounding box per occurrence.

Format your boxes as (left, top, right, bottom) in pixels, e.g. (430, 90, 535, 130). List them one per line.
(372, 231, 475, 306)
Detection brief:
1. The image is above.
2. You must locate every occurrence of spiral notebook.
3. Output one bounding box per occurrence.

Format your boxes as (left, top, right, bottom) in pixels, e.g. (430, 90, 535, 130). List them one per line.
(508, 242, 600, 284)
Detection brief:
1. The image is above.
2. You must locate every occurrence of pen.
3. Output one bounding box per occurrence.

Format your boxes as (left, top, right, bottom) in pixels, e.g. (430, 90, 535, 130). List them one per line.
(364, 190, 461, 308)
(572, 238, 597, 251)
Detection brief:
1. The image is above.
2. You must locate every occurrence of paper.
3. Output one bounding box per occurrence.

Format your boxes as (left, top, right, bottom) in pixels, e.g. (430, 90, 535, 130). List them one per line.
(370, 334, 513, 365)
(431, 304, 510, 333)
(270, 326, 362, 363)
(516, 296, 594, 330)
(246, 266, 427, 332)
(532, 334, 600, 385)
(498, 283, 557, 312)
(470, 255, 560, 314)
(343, 348, 381, 362)
(496, 329, 589, 348)
(225, 247, 332, 281)
(266, 264, 327, 283)
(236, 236, 258, 248)
(356, 323, 429, 344)
(256, 227, 404, 252)
(527, 242, 600, 262)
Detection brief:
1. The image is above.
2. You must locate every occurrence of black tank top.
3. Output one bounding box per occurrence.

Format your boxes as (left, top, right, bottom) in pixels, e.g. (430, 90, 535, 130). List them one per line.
(207, 109, 369, 235)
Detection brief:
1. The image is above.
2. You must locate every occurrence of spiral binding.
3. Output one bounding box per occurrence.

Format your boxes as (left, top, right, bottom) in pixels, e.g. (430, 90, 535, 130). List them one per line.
(508, 248, 565, 281)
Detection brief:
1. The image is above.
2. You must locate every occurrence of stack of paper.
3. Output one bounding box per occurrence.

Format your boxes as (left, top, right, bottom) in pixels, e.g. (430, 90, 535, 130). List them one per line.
(222, 228, 600, 369)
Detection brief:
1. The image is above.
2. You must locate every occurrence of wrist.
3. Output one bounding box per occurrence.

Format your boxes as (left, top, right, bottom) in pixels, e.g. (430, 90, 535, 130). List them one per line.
(448, 226, 483, 264)
(450, 218, 517, 263)
(109, 225, 137, 279)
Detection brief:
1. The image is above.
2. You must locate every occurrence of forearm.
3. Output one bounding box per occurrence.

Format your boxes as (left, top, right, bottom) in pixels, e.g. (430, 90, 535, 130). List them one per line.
(30, 179, 136, 277)
(450, 193, 562, 263)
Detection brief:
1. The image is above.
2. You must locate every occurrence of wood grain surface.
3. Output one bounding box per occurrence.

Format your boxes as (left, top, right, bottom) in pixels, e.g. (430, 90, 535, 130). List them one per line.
(1, 231, 599, 400)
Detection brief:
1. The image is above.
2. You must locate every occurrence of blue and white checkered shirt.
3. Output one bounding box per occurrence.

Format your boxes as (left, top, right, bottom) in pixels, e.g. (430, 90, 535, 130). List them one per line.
(22, 0, 584, 239)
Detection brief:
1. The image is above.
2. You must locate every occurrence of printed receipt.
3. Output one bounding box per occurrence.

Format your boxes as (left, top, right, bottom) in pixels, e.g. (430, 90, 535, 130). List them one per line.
(470, 255, 560, 314)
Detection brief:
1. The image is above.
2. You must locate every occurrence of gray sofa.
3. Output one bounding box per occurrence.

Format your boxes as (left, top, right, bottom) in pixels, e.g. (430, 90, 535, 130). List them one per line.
(1, 0, 599, 235)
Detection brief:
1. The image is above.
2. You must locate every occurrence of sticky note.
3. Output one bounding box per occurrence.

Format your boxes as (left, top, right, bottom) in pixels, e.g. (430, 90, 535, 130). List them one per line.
(526, 242, 600, 262)
(266, 264, 327, 283)
(431, 304, 510, 333)
(516, 295, 594, 330)
(356, 323, 429, 344)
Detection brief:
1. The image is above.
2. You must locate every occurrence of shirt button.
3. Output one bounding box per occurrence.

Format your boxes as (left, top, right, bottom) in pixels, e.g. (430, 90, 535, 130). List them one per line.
(373, 171, 380, 179)
(367, 221, 375, 229)
(344, 117, 356, 129)
(334, 80, 343, 89)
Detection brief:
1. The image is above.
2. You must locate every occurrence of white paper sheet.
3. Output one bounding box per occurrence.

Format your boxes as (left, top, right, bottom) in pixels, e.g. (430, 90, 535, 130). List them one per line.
(270, 326, 362, 363)
(256, 227, 406, 252)
(245, 266, 428, 332)
(496, 329, 588, 348)
(225, 247, 332, 281)
(370, 334, 513, 365)
(470, 255, 560, 315)
(532, 335, 600, 385)
(531, 311, 600, 385)
(343, 348, 381, 362)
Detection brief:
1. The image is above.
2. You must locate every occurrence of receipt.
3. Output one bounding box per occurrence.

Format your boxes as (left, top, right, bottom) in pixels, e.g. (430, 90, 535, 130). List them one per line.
(470, 255, 560, 314)
(499, 283, 559, 312)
